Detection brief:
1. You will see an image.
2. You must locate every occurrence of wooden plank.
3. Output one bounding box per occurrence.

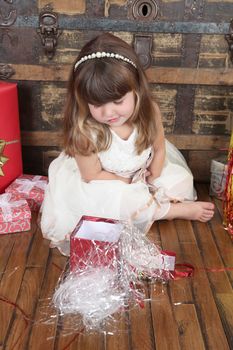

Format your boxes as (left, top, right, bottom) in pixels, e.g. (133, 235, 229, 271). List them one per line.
(152, 33, 182, 66)
(196, 184, 233, 283)
(174, 304, 205, 350)
(193, 184, 232, 293)
(21, 131, 230, 150)
(192, 218, 232, 293)
(129, 289, 155, 350)
(174, 220, 230, 349)
(146, 67, 233, 85)
(191, 185, 233, 347)
(150, 285, 181, 350)
(105, 312, 130, 350)
(41, 84, 65, 125)
(0, 234, 16, 283)
(193, 112, 231, 135)
(21, 132, 63, 147)
(7, 64, 233, 85)
(3, 223, 50, 349)
(28, 249, 68, 350)
(158, 220, 193, 304)
(156, 220, 206, 348)
(216, 293, 233, 347)
(56, 325, 104, 350)
(38, 0, 85, 14)
(55, 314, 86, 350)
(76, 333, 104, 350)
(150, 221, 184, 349)
(105, 0, 127, 17)
(199, 35, 229, 68)
(68, 332, 105, 350)
(0, 226, 35, 346)
(10, 64, 68, 81)
(174, 85, 195, 133)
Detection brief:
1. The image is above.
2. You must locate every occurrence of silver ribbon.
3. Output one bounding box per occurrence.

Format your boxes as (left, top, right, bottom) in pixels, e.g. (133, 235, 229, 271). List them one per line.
(0, 193, 26, 222)
(15, 176, 47, 194)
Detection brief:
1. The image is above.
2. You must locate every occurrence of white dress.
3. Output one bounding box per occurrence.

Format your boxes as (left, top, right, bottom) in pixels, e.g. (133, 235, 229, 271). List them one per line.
(40, 128, 196, 252)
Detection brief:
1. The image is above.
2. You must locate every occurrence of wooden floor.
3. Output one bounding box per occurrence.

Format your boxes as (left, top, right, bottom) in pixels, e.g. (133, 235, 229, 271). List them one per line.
(0, 184, 232, 350)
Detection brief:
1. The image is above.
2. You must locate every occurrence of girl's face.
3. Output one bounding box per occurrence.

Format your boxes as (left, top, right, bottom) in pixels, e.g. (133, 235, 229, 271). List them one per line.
(88, 91, 135, 127)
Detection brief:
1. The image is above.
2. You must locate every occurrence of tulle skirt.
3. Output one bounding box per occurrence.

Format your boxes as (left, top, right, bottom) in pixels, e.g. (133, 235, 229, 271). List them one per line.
(40, 140, 196, 253)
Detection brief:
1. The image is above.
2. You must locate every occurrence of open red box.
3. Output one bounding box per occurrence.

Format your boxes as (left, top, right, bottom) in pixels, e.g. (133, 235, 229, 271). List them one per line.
(70, 216, 122, 272)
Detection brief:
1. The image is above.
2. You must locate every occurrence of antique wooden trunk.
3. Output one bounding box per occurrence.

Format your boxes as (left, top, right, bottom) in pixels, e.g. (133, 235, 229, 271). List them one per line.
(0, 0, 232, 182)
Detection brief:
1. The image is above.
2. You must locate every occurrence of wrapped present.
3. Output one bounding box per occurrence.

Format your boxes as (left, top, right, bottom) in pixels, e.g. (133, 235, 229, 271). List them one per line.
(5, 174, 48, 211)
(209, 155, 228, 199)
(70, 216, 121, 271)
(70, 215, 176, 274)
(0, 81, 23, 193)
(0, 193, 31, 234)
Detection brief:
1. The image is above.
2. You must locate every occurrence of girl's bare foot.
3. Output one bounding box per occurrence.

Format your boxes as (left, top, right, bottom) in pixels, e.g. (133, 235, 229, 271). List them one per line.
(164, 201, 215, 222)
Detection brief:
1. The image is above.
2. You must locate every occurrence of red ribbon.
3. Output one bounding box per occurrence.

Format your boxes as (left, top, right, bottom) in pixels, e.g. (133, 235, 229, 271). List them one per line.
(170, 263, 233, 280)
(171, 263, 195, 280)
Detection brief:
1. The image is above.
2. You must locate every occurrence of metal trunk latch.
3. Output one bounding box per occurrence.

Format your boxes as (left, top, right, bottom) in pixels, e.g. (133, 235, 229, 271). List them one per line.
(225, 19, 233, 63)
(0, 64, 15, 79)
(129, 0, 157, 69)
(133, 34, 153, 69)
(37, 6, 62, 59)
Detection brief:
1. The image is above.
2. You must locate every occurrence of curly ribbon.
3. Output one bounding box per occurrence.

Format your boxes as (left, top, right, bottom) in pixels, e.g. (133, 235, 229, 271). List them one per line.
(0, 139, 20, 177)
(171, 263, 194, 280)
(15, 176, 47, 194)
(171, 264, 233, 280)
(223, 132, 233, 237)
(0, 193, 26, 222)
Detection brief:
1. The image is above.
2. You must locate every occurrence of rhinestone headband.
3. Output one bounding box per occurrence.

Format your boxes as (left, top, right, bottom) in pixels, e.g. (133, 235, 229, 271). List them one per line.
(74, 51, 137, 71)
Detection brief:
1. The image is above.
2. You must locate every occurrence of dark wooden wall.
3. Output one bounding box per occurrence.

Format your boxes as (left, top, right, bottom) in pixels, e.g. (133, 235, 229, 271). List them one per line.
(0, 0, 232, 181)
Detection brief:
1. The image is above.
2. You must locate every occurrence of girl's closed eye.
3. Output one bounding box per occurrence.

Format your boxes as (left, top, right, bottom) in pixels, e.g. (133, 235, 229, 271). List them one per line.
(91, 104, 102, 109)
(114, 98, 124, 105)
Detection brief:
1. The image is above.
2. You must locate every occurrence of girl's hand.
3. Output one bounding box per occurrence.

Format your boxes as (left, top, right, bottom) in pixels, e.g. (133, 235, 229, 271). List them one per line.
(146, 174, 155, 185)
(121, 176, 132, 184)
(145, 170, 151, 178)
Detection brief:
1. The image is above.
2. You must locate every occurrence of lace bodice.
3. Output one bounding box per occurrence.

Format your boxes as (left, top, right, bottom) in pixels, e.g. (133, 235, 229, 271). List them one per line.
(98, 128, 152, 178)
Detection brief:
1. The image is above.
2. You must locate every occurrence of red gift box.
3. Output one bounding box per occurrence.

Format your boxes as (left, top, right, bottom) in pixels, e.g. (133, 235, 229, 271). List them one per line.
(0, 193, 31, 234)
(70, 216, 122, 272)
(0, 81, 23, 193)
(5, 174, 48, 211)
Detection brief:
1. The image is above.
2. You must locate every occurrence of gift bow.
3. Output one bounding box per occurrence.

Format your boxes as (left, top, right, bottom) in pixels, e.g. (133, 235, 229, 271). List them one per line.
(0, 140, 9, 176)
(15, 176, 47, 194)
(0, 193, 26, 222)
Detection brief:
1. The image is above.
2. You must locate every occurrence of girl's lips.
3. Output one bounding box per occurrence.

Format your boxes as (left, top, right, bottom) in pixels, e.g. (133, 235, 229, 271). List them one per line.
(108, 117, 120, 123)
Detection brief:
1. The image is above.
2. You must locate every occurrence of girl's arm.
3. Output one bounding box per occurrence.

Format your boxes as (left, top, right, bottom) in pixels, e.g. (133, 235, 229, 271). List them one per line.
(75, 153, 131, 183)
(147, 103, 166, 183)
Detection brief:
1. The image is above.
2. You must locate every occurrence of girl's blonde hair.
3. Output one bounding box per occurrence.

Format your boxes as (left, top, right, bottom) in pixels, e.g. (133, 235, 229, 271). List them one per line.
(64, 33, 158, 156)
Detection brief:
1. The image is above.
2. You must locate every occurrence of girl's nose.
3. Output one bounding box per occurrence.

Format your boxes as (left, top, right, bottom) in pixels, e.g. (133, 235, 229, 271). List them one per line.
(102, 103, 115, 118)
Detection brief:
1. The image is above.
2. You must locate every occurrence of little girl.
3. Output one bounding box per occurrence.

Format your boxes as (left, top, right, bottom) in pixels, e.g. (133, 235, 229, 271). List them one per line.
(41, 33, 214, 253)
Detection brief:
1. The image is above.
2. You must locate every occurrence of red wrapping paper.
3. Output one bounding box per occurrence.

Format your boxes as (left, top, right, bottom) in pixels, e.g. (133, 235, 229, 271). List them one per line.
(5, 174, 48, 211)
(0, 193, 31, 234)
(70, 216, 176, 274)
(0, 81, 23, 193)
(70, 216, 121, 271)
